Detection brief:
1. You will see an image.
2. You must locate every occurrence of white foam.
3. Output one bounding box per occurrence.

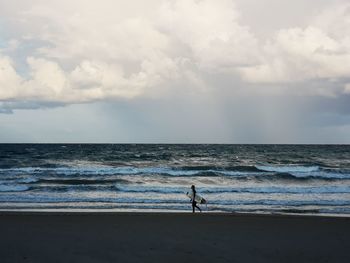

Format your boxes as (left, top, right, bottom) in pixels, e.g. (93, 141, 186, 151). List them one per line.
(0, 184, 29, 192)
(256, 165, 319, 173)
(17, 177, 38, 183)
(115, 185, 186, 193)
(115, 184, 350, 194)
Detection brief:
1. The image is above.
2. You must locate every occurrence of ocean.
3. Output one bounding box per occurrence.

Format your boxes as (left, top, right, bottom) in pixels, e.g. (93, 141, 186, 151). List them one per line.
(0, 144, 349, 215)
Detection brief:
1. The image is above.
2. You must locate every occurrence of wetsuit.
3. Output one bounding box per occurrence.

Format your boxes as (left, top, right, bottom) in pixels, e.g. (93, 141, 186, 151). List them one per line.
(191, 188, 201, 213)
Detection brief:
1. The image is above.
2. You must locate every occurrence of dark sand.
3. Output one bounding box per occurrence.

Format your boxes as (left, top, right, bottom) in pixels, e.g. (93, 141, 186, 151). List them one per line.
(1, 212, 350, 263)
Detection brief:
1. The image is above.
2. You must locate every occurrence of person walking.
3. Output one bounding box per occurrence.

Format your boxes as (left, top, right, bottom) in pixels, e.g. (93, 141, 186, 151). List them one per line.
(190, 185, 202, 213)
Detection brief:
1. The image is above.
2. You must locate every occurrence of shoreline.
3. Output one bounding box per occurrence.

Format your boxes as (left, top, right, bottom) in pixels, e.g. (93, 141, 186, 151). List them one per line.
(1, 210, 350, 219)
(1, 211, 350, 262)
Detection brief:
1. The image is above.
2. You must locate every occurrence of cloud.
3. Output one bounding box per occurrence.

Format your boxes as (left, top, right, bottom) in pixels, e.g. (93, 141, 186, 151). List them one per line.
(239, 3, 350, 84)
(0, 0, 259, 112)
(344, 83, 350, 94)
(0, 0, 350, 113)
(0, 55, 173, 104)
(0, 55, 22, 101)
(157, 0, 259, 69)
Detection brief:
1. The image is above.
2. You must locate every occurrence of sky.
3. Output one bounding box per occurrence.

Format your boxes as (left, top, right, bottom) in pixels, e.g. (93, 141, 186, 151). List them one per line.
(0, 0, 350, 143)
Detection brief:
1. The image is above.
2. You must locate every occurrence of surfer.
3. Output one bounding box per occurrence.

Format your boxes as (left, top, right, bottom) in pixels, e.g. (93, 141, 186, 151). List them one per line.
(190, 185, 202, 213)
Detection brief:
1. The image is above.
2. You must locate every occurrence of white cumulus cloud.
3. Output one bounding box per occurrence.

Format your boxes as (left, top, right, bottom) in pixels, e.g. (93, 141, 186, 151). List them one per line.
(239, 3, 350, 83)
(0, 0, 350, 112)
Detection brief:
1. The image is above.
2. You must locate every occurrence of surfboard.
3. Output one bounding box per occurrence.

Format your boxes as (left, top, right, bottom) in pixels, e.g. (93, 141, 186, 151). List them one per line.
(186, 192, 207, 204)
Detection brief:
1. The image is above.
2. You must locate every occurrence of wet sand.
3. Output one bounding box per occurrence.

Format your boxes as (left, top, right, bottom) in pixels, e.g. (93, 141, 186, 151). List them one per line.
(0, 212, 350, 263)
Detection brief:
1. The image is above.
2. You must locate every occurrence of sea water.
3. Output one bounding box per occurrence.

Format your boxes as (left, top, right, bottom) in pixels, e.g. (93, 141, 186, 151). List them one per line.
(0, 144, 349, 215)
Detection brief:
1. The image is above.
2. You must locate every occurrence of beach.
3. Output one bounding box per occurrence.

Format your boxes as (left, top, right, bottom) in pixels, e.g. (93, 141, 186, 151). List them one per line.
(1, 212, 349, 263)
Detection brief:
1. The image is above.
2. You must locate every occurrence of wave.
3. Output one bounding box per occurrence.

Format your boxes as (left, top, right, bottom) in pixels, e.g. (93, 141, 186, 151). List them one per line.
(0, 166, 255, 178)
(114, 185, 350, 194)
(30, 185, 117, 192)
(1, 165, 350, 181)
(0, 167, 138, 175)
(179, 165, 261, 172)
(2, 204, 349, 215)
(5, 182, 350, 195)
(0, 177, 39, 185)
(17, 177, 38, 183)
(1, 195, 350, 208)
(256, 165, 319, 173)
(258, 172, 350, 181)
(115, 185, 187, 193)
(0, 166, 198, 176)
(36, 178, 129, 185)
(0, 184, 29, 192)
